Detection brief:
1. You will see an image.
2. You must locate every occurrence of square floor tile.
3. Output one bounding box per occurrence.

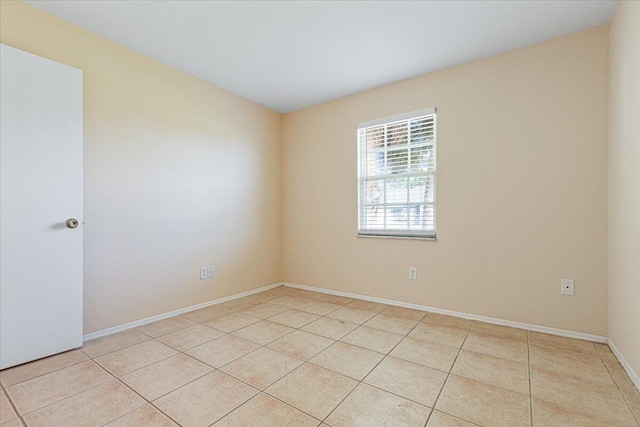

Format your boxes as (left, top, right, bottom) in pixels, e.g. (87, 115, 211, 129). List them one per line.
(364, 356, 447, 407)
(328, 307, 379, 324)
(530, 367, 635, 426)
(420, 314, 471, 331)
(364, 313, 419, 335)
(266, 363, 357, 420)
(120, 354, 213, 400)
(232, 320, 295, 345)
(0, 419, 23, 427)
(301, 317, 359, 340)
(380, 306, 427, 321)
(7, 360, 111, 415)
(221, 347, 303, 389)
(267, 330, 334, 360)
(154, 371, 258, 427)
(203, 312, 261, 333)
(136, 316, 197, 338)
(341, 326, 404, 354)
(215, 393, 319, 427)
(451, 350, 529, 395)
(240, 303, 289, 319)
(531, 398, 619, 427)
(462, 332, 528, 363)
(345, 300, 388, 313)
(180, 306, 229, 323)
(95, 340, 178, 377)
(297, 300, 342, 316)
(310, 341, 384, 381)
(187, 334, 259, 368)
(426, 411, 478, 426)
(435, 375, 530, 427)
(156, 324, 225, 352)
(390, 336, 459, 372)
(408, 323, 468, 348)
(529, 344, 612, 385)
(0, 350, 88, 387)
(528, 332, 597, 355)
(269, 296, 314, 309)
(22, 379, 145, 427)
(325, 383, 430, 427)
(105, 404, 178, 426)
(82, 329, 151, 358)
(0, 389, 18, 424)
(311, 294, 354, 306)
(267, 310, 321, 328)
(469, 322, 527, 342)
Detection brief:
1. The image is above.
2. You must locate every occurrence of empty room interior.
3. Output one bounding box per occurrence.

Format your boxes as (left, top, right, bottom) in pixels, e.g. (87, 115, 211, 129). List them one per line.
(0, 0, 639, 426)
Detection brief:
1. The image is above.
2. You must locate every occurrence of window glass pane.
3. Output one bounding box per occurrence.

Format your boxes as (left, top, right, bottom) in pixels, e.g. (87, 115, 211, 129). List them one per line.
(365, 126, 385, 150)
(410, 144, 435, 172)
(409, 205, 435, 230)
(387, 148, 409, 174)
(409, 176, 434, 203)
(365, 180, 384, 204)
(364, 205, 384, 229)
(386, 178, 408, 203)
(366, 150, 385, 176)
(385, 206, 408, 230)
(410, 117, 435, 144)
(386, 121, 408, 147)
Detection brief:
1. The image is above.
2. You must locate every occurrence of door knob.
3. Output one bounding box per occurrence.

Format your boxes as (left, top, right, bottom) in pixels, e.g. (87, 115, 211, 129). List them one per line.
(66, 218, 79, 229)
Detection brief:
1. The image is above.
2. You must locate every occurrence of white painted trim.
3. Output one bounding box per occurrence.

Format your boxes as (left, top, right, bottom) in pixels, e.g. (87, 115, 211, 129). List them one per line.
(607, 338, 640, 391)
(283, 282, 608, 344)
(82, 282, 283, 342)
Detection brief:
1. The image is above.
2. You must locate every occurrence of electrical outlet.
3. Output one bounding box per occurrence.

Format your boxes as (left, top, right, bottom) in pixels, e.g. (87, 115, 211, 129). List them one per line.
(200, 266, 214, 280)
(207, 266, 214, 278)
(409, 267, 417, 280)
(561, 279, 575, 296)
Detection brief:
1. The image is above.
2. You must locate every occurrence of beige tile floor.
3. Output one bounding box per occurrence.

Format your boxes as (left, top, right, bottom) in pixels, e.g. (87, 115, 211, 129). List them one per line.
(1, 285, 639, 427)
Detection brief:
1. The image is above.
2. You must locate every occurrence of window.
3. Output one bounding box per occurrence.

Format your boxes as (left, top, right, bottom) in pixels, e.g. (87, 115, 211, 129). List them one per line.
(357, 108, 436, 238)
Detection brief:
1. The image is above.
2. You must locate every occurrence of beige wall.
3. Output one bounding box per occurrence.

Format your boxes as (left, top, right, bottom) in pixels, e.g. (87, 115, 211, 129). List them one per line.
(283, 26, 609, 336)
(0, 1, 283, 334)
(608, 1, 640, 375)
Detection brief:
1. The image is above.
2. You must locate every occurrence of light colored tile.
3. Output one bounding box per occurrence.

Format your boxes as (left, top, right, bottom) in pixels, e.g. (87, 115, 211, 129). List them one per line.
(156, 324, 225, 352)
(529, 344, 612, 384)
(325, 383, 430, 427)
(409, 323, 468, 348)
(267, 330, 334, 360)
(180, 305, 230, 323)
(364, 313, 419, 335)
(420, 313, 470, 330)
(266, 363, 357, 420)
(341, 326, 404, 354)
(267, 310, 321, 328)
(328, 307, 379, 324)
(214, 393, 319, 427)
(391, 336, 459, 372)
(297, 301, 342, 316)
(136, 316, 197, 338)
(427, 411, 479, 426)
(105, 404, 177, 426)
(7, 360, 111, 415)
(187, 334, 259, 368)
(381, 306, 427, 321)
(120, 354, 213, 400)
(0, 390, 17, 423)
(221, 347, 303, 389)
(269, 296, 314, 309)
(462, 332, 528, 363)
(435, 375, 530, 427)
(240, 303, 289, 319)
(203, 312, 261, 333)
(232, 320, 295, 345)
(301, 317, 359, 340)
(82, 329, 151, 358)
(95, 340, 178, 377)
(530, 367, 636, 426)
(154, 371, 257, 427)
(22, 379, 145, 427)
(451, 350, 529, 394)
(595, 344, 638, 392)
(532, 398, 620, 427)
(310, 342, 384, 381)
(528, 332, 597, 355)
(311, 294, 354, 306)
(622, 386, 640, 422)
(346, 300, 388, 313)
(364, 356, 447, 407)
(469, 322, 527, 342)
(0, 350, 88, 387)
(0, 418, 23, 427)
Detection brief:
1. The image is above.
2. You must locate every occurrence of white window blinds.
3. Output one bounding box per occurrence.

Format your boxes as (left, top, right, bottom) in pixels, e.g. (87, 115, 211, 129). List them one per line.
(357, 108, 436, 238)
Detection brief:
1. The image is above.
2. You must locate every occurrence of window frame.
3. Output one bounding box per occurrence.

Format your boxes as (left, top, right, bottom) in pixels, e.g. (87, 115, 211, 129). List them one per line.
(357, 108, 437, 239)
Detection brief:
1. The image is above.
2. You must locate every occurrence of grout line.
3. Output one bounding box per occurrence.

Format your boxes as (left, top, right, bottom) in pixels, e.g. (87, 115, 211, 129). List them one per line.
(0, 380, 24, 426)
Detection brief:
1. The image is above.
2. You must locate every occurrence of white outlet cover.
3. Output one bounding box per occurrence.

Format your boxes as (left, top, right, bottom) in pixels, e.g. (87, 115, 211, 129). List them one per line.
(207, 266, 214, 278)
(200, 267, 208, 280)
(409, 267, 417, 280)
(561, 279, 575, 295)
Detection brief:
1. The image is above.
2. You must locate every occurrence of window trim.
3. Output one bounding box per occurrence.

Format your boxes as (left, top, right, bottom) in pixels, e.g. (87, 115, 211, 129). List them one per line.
(357, 108, 437, 239)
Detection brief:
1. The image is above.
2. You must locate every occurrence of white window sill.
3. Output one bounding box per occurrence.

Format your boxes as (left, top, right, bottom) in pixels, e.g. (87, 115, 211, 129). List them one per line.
(356, 234, 437, 241)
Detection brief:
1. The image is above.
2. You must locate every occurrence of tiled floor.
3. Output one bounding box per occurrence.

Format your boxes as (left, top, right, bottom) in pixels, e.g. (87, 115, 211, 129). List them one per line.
(1, 286, 639, 427)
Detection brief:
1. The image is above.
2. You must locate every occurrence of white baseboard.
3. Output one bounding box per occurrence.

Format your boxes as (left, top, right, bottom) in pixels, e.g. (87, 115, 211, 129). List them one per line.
(83, 282, 283, 342)
(607, 338, 640, 391)
(283, 282, 608, 344)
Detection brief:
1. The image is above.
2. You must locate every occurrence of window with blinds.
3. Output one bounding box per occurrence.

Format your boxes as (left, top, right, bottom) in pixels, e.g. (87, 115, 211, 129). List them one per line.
(357, 108, 436, 238)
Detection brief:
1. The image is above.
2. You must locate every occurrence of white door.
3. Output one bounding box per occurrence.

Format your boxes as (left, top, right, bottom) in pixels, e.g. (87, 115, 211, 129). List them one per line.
(0, 44, 83, 370)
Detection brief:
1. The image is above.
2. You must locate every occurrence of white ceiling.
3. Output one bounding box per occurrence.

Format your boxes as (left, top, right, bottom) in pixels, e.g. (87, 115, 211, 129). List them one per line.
(25, 0, 618, 113)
